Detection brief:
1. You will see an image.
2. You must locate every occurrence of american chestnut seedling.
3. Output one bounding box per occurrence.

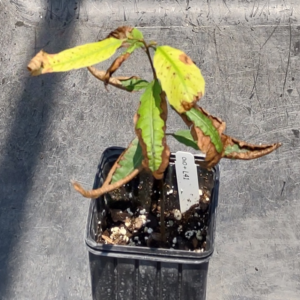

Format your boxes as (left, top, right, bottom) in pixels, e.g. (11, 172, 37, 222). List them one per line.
(28, 26, 281, 199)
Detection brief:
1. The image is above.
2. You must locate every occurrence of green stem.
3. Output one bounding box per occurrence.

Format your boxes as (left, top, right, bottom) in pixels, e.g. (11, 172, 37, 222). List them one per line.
(143, 41, 157, 80)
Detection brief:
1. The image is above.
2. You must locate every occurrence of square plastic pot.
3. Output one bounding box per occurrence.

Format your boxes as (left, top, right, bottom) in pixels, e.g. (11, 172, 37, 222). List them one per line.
(85, 147, 220, 300)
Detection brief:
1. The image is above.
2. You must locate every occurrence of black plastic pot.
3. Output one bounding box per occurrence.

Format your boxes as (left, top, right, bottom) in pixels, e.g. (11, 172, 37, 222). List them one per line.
(86, 147, 220, 300)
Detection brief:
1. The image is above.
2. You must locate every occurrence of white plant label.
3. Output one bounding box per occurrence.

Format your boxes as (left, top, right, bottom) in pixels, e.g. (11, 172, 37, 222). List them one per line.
(175, 151, 199, 213)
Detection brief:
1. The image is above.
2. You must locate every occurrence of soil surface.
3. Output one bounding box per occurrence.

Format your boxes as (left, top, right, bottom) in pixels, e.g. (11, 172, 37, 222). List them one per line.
(96, 170, 213, 252)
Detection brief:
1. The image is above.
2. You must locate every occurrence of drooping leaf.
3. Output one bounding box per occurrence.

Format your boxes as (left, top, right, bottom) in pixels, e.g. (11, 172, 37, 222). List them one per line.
(185, 107, 223, 153)
(103, 52, 131, 83)
(88, 67, 147, 92)
(72, 139, 144, 199)
(135, 79, 170, 179)
(27, 38, 123, 76)
(153, 45, 205, 113)
(172, 130, 199, 150)
(111, 138, 143, 183)
(223, 135, 282, 160)
(119, 78, 149, 91)
(179, 106, 281, 168)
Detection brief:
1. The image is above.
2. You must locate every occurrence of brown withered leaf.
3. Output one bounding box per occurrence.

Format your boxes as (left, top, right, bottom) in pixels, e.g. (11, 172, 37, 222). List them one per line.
(87, 66, 140, 92)
(106, 26, 133, 40)
(103, 52, 131, 84)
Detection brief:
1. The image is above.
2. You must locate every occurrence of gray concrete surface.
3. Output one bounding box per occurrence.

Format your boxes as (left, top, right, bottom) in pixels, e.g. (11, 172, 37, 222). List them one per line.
(0, 0, 299, 299)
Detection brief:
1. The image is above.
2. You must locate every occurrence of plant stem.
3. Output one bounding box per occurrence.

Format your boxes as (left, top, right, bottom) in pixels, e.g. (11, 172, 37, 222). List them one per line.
(143, 41, 157, 80)
(158, 179, 166, 247)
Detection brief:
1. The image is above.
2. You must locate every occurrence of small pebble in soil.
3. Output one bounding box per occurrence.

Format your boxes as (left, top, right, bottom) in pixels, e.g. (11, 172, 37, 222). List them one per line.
(119, 227, 126, 235)
(140, 215, 147, 224)
(196, 230, 203, 241)
(125, 218, 131, 227)
(139, 209, 146, 215)
(147, 228, 153, 234)
(178, 225, 183, 233)
(167, 189, 173, 195)
(126, 208, 133, 216)
(172, 237, 177, 244)
(111, 227, 119, 233)
(185, 230, 194, 239)
(173, 209, 182, 220)
(168, 220, 174, 227)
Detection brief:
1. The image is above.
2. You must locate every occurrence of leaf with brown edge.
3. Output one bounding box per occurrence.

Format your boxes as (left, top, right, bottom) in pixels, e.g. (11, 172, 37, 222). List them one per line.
(111, 137, 143, 183)
(134, 80, 170, 179)
(185, 107, 224, 153)
(72, 139, 144, 199)
(153, 46, 205, 113)
(180, 105, 226, 168)
(222, 135, 282, 160)
(27, 38, 123, 76)
(179, 105, 282, 168)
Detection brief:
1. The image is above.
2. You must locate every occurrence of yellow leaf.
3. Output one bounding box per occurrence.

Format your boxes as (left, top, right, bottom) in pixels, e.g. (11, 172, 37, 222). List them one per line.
(153, 46, 205, 113)
(27, 37, 123, 76)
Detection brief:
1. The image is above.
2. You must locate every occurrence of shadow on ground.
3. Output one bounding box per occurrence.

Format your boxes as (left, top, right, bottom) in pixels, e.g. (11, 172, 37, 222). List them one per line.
(0, 0, 82, 297)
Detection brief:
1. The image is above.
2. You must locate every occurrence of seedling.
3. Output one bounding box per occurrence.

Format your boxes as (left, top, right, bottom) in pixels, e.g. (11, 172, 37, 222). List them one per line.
(28, 26, 281, 201)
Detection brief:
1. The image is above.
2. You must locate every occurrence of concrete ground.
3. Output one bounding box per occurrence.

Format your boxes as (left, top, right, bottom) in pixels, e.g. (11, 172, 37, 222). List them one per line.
(0, 0, 299, 299)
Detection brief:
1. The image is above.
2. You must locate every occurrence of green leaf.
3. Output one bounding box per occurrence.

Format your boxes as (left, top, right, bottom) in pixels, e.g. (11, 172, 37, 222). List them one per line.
(120, 78, 149, 91)
(124, 28, 144, 54)
(130, 28, 144, 40)
(125, 41, 144, 54)
(153, 45, 205, 113)
(136, 80, 166, 172)
(224, 144, 248, 156)
(27, 37, 123, 75)
(172, 130, 199, 150)
(111, 138, 143, 183)
(186, 108, 223, 153)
